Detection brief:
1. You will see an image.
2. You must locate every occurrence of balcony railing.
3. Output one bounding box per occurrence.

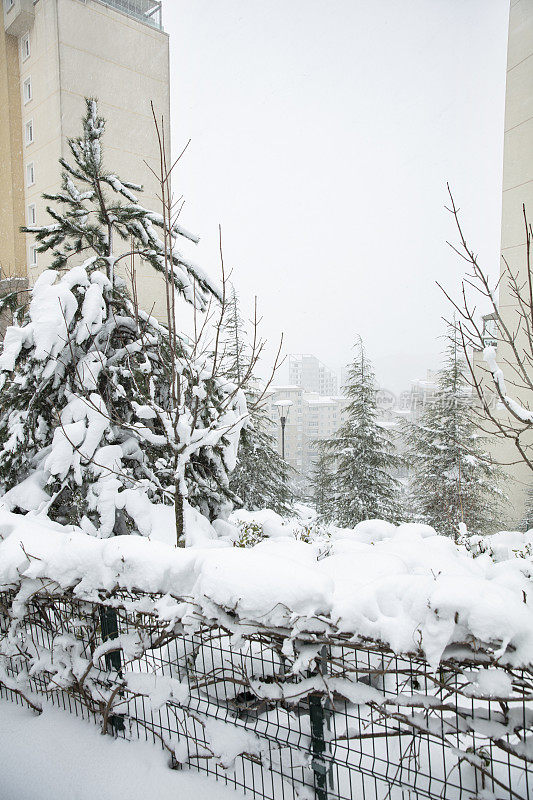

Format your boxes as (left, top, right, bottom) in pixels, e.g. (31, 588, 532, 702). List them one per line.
(100, 0, 162, 30)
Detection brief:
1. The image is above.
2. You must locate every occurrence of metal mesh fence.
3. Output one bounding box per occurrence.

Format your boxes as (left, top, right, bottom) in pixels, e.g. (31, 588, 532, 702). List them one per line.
(1, 589, 532, 800)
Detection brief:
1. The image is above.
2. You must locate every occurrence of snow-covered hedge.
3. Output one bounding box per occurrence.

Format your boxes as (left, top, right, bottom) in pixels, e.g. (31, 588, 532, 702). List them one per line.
(1, 507, 533, 669)
(2, 508, 533, 799)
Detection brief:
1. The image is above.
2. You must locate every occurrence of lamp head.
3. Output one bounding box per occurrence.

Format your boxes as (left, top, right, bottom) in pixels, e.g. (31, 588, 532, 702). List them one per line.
(273, 399, 293, 421)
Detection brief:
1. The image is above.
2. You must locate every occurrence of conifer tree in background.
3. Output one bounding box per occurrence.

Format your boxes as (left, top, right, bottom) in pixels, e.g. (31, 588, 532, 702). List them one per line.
(223, 290, 294, 515)
(310, 445, 336, 521)
(0, 100, 247, 542)
(522, 487, 533, 531)
(405, 327, 503, 539)
(312, 339, 402, 526)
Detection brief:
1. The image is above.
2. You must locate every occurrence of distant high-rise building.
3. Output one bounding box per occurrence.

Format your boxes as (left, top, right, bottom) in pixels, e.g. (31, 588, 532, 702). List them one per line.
(288, 354, 338, 395)
(1, 0, 170, 318)
(408, 371, 438, 423)
(264, 386, 349, 478)
(265, 381, 409, 482)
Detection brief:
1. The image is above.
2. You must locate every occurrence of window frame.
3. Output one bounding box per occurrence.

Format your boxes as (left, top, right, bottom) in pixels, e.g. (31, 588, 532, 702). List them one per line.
(22, 76, 32, 104)
(27, 203, 36, 226)
(29, 244, 38, 267)
(21, 33, 30, 63)
(26, 162, 35, 187)
(25, 119, 34, 146)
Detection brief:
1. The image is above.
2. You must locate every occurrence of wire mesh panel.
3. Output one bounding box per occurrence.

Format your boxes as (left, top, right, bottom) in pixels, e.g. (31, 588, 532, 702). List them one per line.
(1, 589, 532, 800)
(319, 644, 533, 800)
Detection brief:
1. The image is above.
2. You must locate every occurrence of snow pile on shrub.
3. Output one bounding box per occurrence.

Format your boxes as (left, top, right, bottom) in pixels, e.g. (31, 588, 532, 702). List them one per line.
(467, 529, 533, 561)
(1, 507, 533, 669)
(227, 506, 329, 546)
(0, 263, 247, 537)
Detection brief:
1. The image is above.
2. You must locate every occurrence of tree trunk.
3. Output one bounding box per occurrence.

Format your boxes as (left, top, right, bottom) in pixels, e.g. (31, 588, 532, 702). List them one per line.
(175, 485, 185, 547)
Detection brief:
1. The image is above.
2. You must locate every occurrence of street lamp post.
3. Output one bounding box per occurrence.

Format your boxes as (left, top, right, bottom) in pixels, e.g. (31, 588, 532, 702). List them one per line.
(274, 400, 293, 460)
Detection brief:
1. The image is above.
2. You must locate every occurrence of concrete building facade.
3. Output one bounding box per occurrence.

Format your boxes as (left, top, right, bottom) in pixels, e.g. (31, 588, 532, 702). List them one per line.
(264, 382, 411, 484)
(264, 385, 349, 477)
(288, 354, 338, 396)
(480, 0, 533, 527)
(408, 371, 438, 423)
(500, 0, 533, 288)
(1, 0, 171, 317)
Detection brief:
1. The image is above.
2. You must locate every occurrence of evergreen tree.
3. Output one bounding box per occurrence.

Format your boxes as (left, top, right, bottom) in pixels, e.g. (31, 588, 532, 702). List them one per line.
(222, 290, 294, 515)
(518, 489, 533, 531)
(313, 339, 402, 526)
(310, 444, 336, 521)
(405, 328, 503, 539)
(24, 99, 216, 309)
(522, 486, 533, 532)
(0, 100, 246, 541)
(230, 412, 294, 515)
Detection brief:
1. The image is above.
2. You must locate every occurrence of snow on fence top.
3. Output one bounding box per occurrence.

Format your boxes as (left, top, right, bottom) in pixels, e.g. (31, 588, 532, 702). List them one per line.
(1, 507, 533, 670)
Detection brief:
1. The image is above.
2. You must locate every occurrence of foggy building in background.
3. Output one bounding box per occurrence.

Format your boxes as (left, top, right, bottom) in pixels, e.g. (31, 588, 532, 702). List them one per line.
(408, 371, 438, 423)
(0, 0, 170, 318)
(264, 385, 349, 479)
(264, 386, 348, 477)
(269, 356, 421, 480)
(265, 382, 411, 484)
(288, 354, 338, 396)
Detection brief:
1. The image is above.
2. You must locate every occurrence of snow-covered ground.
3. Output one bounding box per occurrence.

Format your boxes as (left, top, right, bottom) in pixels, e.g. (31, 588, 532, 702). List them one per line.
(0, 699, 241, 800)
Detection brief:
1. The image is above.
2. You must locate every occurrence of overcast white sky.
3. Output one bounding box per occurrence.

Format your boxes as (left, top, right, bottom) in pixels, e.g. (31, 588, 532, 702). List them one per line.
(165, 0, 509, 394)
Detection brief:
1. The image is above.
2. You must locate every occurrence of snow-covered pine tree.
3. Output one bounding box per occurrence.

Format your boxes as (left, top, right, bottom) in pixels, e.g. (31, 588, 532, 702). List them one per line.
(405, 327, 503, 539)
(314, 339, 402, 526)
(310, 444, 336, 521)
(222, 290, 294, 515)
(0, 100, 246, 542)
(230, 414, 295, 515)
(521, 487, 533, 532)
(24, 99, 216, 309)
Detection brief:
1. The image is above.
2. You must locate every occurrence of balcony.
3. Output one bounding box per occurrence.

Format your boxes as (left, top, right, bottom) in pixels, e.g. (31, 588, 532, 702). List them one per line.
(100, 0, 162, 29)
(3, 0, 34, 36)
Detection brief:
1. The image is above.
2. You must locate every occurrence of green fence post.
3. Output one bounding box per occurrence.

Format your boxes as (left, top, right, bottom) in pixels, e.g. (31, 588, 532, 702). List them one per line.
(309, 691, 328, 800)
(99, 605, 124, 733)
(308, 644, 333, 800)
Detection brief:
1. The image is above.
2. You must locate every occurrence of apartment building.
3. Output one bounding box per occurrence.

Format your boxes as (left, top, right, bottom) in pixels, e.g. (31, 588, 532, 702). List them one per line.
(288, 354, 338, 396)
(264, 386, 304, 474)
(408, 371, 438, 423)
(472, 1, 533, 527)
(301, 392, 349, 473)
(264, 385, 349, 477)
(0, 0, 170, 318)
(497, 0, 533, 525)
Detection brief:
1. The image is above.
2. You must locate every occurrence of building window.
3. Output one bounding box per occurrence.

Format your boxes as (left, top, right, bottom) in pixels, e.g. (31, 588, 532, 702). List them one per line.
(23, 77, 32, 104)
(26, 162, 35, 186)
(21, 33, 30, 62)
(27, 204, 36, 226)
(25, 119, 34, 145)
(29, 244, 38, 267)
